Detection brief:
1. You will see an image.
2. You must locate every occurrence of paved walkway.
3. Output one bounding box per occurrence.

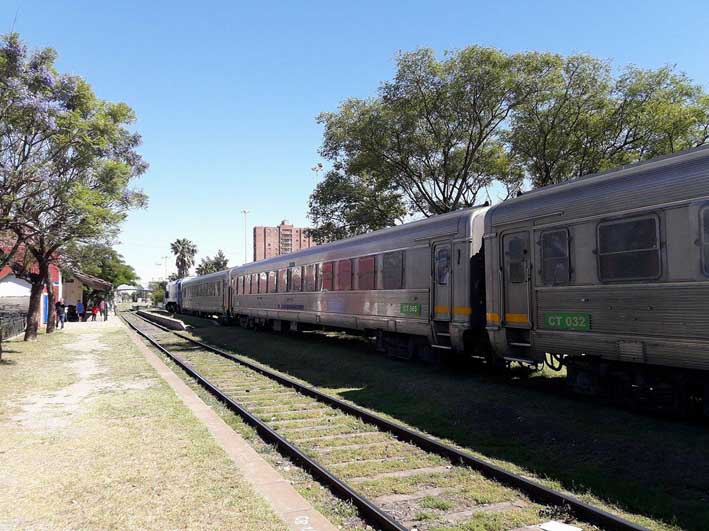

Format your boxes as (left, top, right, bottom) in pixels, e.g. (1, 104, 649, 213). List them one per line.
(0, 317, 334, 530)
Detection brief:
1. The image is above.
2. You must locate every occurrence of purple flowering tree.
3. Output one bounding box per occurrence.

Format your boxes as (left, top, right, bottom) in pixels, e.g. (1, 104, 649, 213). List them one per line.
(0, 33, 148, 339)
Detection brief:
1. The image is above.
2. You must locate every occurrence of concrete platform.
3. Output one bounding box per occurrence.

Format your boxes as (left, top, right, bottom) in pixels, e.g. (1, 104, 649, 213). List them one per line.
(137, 310, 187, 330)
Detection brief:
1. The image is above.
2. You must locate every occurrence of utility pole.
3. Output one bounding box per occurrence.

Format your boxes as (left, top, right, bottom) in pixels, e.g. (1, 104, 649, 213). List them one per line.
(241, 209, 250, 264)
(155, 256, 168, 280)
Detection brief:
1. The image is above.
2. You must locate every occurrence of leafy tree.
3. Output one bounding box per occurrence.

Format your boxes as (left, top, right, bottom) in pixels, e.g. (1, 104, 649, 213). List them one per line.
(63, 242, 139, 287)
(312, 46, 709, 234)
(149, 280, 166, 304)
(507, 57, 709, 187)
(195, 249, 229, 276)
(170, 238, 197, 278)
(307, 167, 406, 243)
(316, 46, 537, 219)
(0, 34, 147, 339)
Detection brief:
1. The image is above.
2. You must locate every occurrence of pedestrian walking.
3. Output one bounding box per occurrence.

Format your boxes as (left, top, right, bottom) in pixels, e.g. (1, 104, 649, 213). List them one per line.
(99, 299, 108, 321)
(55, 300, 66, 329)
(91, 303, 99, 321)
(76, 300, 85, 322)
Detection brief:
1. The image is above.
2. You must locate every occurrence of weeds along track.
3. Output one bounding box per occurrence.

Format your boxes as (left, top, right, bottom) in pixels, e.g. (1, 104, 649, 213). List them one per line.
(122, 312, 646, 531)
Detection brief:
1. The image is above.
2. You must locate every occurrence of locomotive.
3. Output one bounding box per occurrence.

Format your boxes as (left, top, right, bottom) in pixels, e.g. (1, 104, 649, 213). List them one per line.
(166, 146, 709, 414)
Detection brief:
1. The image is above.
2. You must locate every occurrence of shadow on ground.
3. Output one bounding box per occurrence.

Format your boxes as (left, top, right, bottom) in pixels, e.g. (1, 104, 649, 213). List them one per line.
(178, 314, 708, 530)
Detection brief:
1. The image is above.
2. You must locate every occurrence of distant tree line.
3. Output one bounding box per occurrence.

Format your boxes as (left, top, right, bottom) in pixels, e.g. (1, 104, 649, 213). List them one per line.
(308, 46, 709, 243)
(0, 33, 147, 340)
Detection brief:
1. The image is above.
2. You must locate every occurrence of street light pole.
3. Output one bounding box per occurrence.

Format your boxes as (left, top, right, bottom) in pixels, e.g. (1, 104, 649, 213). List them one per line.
(241, 209, 250, 264)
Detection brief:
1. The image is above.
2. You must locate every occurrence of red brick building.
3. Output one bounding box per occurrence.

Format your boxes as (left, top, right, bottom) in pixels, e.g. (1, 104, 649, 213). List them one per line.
(253, 220, 316, 262)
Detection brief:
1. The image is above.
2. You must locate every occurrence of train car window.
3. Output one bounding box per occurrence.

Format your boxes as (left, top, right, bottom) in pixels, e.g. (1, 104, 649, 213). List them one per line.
(382, 251, 404, 289)
(598, 216, 660, 281)
(258, 272, 268, 293)
(541, 230, 570, 284)
(507, 237, 526, 283)
(336, 260, 352, 291)
(291, 266, 303, 292)
(304, 264, 316, 291)
(321, 262, 334, 291)
(278, 269, 287, 293)
(702, 207, 709, 276)
(357, 256, 376, 290)
(435, 248, 450, 285)
(268, 271, 277, 293)
(250, 273, 257, 294)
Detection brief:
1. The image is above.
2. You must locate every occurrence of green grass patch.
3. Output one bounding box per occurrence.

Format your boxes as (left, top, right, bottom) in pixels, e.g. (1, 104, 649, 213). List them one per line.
(174, 317, 694, 531)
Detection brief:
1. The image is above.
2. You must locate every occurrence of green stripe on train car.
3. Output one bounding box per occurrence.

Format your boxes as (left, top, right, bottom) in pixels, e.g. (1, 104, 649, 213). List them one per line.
(543, 312, 591, 331)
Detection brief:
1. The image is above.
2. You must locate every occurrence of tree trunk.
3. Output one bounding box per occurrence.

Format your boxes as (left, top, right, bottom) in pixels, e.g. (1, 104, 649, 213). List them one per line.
(44, 261, 56, 334)
(24, 280, 43, 341)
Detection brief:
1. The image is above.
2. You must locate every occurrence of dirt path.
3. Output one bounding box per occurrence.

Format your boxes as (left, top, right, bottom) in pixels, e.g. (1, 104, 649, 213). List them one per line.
(0, 319, 287, 530)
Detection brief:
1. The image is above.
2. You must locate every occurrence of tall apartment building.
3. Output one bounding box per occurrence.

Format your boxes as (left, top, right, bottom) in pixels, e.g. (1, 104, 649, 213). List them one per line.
(253, 220, 316, 261)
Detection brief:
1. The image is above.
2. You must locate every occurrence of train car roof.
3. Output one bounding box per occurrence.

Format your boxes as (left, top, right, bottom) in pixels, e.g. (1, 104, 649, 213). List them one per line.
(180, 270, 228, 287)
(486, 144, 709, 228)
(231, 205, 489, 276)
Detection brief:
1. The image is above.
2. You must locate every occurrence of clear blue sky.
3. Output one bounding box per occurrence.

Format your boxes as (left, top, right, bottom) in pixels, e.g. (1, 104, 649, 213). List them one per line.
(3, 0, 708, 284)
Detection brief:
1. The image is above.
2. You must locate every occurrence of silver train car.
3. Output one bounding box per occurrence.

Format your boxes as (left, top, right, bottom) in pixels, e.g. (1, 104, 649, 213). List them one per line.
(180, 271, 228, 315)
(485, 145, 709, 408)
(228, 207, 489, 357)
(174, 145, 709, 413)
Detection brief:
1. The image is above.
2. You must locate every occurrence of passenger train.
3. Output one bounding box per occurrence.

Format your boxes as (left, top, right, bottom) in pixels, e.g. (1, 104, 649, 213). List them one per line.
(166, 146, 709, 415)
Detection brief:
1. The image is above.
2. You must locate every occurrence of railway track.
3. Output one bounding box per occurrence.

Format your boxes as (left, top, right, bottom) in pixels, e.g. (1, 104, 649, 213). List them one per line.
(121, 311, 647, 531)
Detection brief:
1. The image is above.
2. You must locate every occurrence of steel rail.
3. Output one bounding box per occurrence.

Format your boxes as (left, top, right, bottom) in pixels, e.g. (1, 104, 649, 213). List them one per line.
(121, 313, 406, 531)
(129, 311, 648, 531)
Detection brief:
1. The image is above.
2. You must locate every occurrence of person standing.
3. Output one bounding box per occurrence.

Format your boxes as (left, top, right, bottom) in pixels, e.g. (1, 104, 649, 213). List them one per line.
(91, 303, 99, 321)
(76, 300, 85, 322)
(55, 300, 66, 329)
(99, 299, 107, 321)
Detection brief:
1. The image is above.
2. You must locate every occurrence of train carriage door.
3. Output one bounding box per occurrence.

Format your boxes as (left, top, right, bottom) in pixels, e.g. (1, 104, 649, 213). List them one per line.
(432, 242, 452, 320)
(502, 232, 531, 327)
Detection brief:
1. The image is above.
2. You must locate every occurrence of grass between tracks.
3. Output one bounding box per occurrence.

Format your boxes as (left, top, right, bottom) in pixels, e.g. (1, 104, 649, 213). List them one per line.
(0, 320, 286, 530)
(175, 313, 708, 531)
(151, 324, 558, 531)
(141, 328, 371, 530)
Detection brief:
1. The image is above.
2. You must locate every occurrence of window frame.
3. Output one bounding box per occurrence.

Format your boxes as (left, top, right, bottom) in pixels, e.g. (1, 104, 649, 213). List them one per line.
(304, 264, 316, 292)
(321, 261, 334, 291)
(357, 255, 376, 290)
(336, 259, 353, 291)
(701, 205, 709, 277)
(290, 266, 302, 292)
(434, 247, 450, 286)
(268, 271, 278, 293)
(381, 250, 405, 290)
(278, 269, 287, 293)
(596, 213, 662, 282)
(258, 271, 268, 293)
(540, 228, 571, 285)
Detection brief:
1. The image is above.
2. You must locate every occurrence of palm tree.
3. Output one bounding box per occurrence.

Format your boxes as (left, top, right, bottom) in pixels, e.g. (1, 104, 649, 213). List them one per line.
(170, 238, 197, 278)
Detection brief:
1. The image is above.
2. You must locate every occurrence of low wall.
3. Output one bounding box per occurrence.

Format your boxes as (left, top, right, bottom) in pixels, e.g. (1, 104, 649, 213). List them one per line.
(137, 310, 187, 331)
